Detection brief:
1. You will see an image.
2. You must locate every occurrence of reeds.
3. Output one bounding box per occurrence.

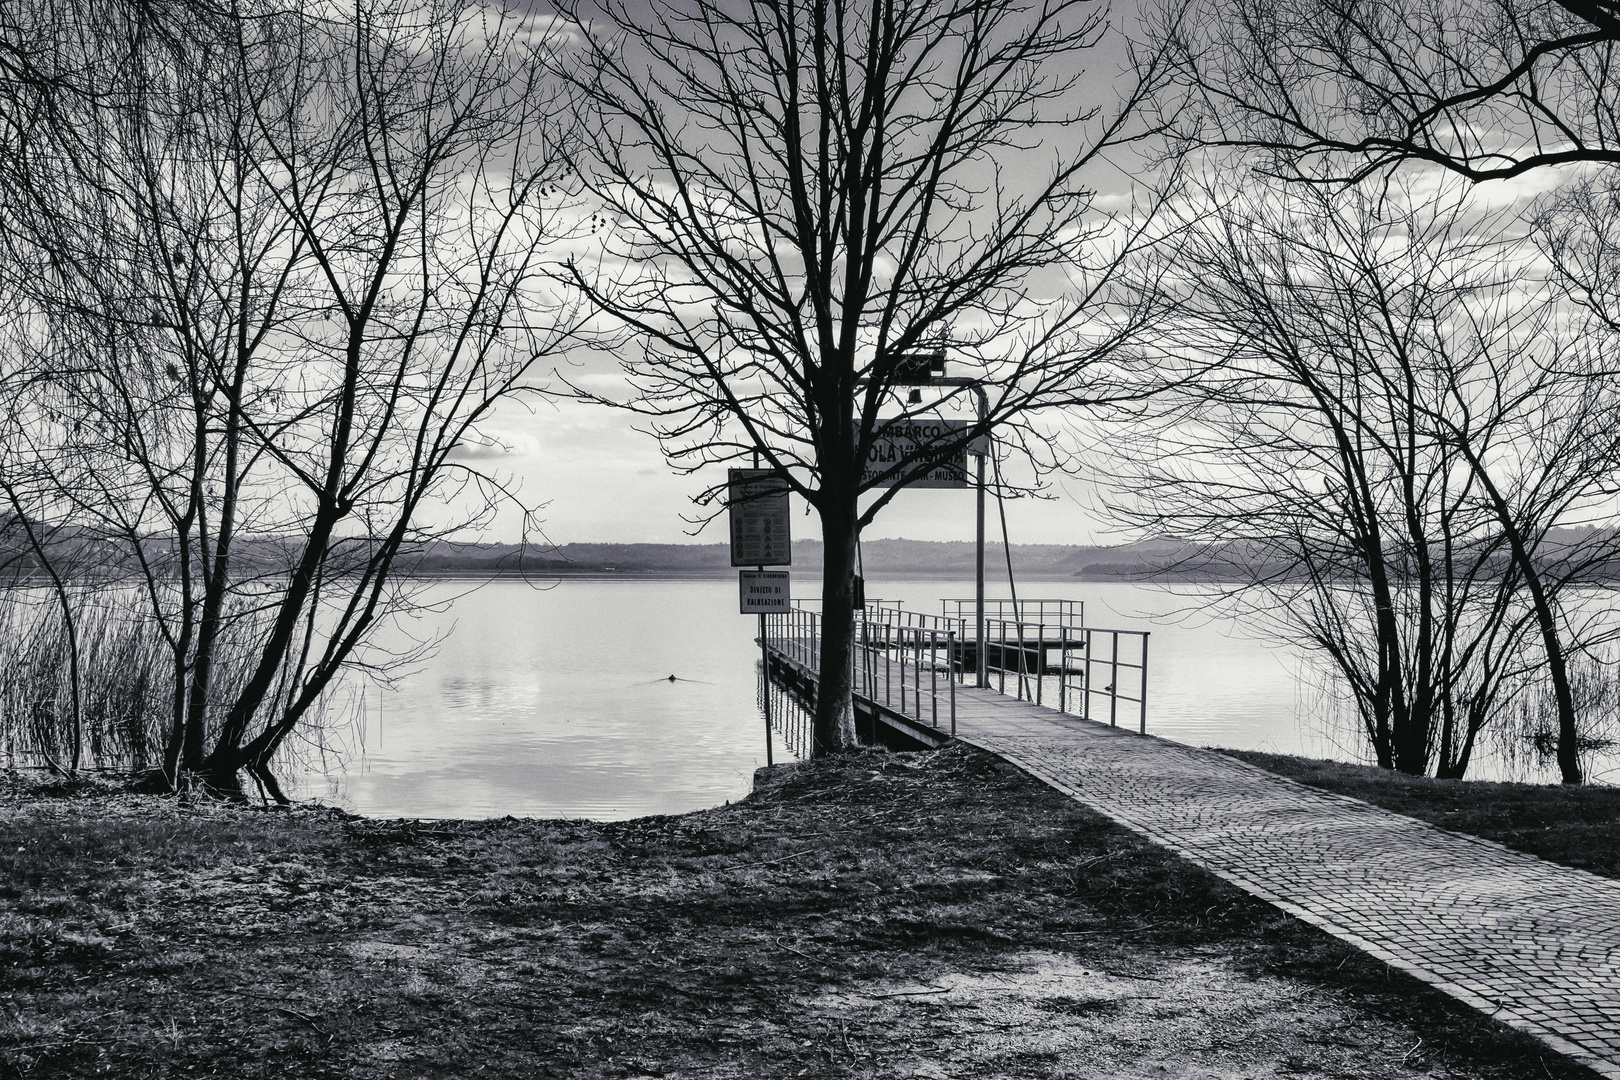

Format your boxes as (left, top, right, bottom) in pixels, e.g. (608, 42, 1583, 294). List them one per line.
(1490, 655, 1620, 783)
(1294, 650, 1620, 783)
(0, 590, 169, 771)
(0, 586, 343, 778)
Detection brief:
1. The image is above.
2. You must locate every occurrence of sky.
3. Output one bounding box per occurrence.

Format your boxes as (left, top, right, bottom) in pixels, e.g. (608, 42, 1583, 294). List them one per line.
(479, 159, 1585, 550)
(457, 0, 1150, 549)
(469, 0, 1588, 551)
(461, 393, 1119, 547)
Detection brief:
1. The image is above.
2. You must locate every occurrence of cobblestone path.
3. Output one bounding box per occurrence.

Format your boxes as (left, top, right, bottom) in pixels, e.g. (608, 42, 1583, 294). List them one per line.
(953, 692, 1620, 1078)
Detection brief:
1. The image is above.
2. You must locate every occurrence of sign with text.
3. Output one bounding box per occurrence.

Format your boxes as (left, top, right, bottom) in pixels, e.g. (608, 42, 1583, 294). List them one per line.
(728, 469, 792, 566)
(739, 570, 790, 613)
(863, 418, 973, 489)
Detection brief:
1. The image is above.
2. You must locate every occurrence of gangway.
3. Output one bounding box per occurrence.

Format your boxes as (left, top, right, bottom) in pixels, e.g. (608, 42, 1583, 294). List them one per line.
(761, 600, 1148, 750)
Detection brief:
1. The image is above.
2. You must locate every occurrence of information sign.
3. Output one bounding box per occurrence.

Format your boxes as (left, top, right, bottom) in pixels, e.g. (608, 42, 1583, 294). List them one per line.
(728, 468, 791, 567)
(863, 418, 974, 489)
(739, 570, 790, 613)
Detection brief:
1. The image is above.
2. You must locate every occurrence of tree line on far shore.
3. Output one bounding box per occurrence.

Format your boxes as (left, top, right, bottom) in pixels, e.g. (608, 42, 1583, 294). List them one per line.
(8, 530, 1620, 584)
(2, 0, 1620, 794)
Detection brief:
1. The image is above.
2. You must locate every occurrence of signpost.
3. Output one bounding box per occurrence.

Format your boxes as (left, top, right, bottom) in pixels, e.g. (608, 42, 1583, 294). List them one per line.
(731, 466, 790, 767)
(863, 418, 974, 488)
(728, 469, 791, 566)
(739, 570, 791, 613)
(863, 371, 990, 688)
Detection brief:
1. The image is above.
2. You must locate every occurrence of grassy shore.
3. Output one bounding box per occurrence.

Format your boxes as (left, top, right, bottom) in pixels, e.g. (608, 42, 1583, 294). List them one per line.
(0, 744, 1605, 1079)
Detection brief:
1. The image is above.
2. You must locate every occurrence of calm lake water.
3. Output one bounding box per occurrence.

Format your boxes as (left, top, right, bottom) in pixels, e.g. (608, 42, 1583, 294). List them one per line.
(284, 576, 1373, 820)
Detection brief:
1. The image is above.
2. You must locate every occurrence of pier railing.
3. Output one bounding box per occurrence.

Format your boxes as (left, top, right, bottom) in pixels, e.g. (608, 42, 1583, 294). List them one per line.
(765, 607, 958, 735)
(942, 597, 1084, 629)
(764, 599, 1149, 736)
(982, 617, 1149, 733)
(858, 617, 959, 736)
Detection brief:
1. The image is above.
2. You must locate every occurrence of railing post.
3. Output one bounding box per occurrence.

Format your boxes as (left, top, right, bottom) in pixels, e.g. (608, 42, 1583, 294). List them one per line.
(1036, 621, 1045, 706)
(884, 624, 892, 706)
(900, 628, 908, 717)
(1058, 626, 1067, 714)
(1020, 618, 1031, 701)
(1139, 632, 1150, 735)
(998, 619, 1007, 695)
(948, 630, 957, 737)
(1110, 630, 1119, 727)
(1082, 629, 1092, 722)
(930, 630, 939, 728)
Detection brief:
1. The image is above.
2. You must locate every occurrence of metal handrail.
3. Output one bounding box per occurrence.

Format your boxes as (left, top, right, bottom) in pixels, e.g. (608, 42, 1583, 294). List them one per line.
(765, 608, 958, 735)
(763, 605, 1148, 737)
(942, 597, 1085, 629)
(979, 616, 1149, 732)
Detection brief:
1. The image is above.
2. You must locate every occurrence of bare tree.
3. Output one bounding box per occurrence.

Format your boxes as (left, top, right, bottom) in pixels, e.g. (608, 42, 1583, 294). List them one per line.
(1156, 0, 1620, 182)
(1, 0, 578, 798)
(555, 0, 1172, 753)
(1108, 176, 1620, 779)
(1136, 0, 1620, 781)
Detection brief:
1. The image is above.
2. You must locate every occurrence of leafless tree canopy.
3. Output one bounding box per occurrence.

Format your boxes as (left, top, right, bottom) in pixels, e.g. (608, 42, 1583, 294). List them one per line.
(1106, 175, 1620, 779)
(0, 0, 577, 797)
(556, 0, 1172, 751)
(1158, 0, 1620, 180)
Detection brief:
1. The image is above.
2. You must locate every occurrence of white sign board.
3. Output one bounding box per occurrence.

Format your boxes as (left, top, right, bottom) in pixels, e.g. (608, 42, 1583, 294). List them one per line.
(739, 570, 790, 613)
(863, 418, 973, 489)
(728, 469, 791, 567)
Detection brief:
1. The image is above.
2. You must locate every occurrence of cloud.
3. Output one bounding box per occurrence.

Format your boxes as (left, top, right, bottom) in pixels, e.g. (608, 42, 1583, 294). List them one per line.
(446, 429, 542, 460)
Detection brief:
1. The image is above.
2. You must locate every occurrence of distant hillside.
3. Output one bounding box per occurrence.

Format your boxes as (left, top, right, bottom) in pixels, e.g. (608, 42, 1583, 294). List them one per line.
(5, 522, 1618, 583)
(405, 528, 1620, 581)
(403, 537, 1212, 580)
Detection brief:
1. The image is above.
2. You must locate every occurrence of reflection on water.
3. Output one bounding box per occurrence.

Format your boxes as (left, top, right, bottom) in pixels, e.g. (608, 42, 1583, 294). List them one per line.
(282, 576, 1605, 821)
(283, 579, 783, 820)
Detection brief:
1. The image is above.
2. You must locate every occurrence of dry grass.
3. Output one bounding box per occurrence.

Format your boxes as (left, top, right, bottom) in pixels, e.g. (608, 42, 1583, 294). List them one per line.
(0, 745, 1600, 1079)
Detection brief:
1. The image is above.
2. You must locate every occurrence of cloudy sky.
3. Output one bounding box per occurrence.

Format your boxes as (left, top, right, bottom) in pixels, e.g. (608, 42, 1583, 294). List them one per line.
(492, 171, 1579, 550)
(461, 0, 1585, 552)
(459, 391, 1116, 547)
(444, 0, 1160, 549)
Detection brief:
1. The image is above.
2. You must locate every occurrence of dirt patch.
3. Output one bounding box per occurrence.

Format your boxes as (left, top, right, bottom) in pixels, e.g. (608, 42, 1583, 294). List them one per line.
(0, 746, 1598, 1078)
(805, 949, 1354, 1078)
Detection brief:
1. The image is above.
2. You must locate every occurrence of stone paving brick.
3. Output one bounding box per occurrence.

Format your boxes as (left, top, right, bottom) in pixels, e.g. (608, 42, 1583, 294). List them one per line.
(949, 687, 1620, 1079)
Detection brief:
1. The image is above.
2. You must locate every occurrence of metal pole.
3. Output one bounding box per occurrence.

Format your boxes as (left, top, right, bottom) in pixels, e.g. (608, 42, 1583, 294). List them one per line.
(1083, 629, 1092, 722)
(949, 630, 957, 736)
(760, 611, 773, 767)
(1049, 628, 1062, 712)
(752, 449, 772, 767)
(930, 630, 939, 728)
(1139, 632, 1150, 735)
(976, 446, 986, 688)
(1036, 620, 1045, 706)
(1110, 630, 1120, 728)
(999, 619, 1007, 695)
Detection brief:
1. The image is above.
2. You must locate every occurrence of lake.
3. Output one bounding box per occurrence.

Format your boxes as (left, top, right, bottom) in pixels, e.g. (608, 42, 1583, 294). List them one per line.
(283, 576, 1378, 820)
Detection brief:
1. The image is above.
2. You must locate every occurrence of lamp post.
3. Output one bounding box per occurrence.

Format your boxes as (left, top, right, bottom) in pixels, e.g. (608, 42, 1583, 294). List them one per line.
(872, 348, 989, 689)
(922, 377, 989, 687)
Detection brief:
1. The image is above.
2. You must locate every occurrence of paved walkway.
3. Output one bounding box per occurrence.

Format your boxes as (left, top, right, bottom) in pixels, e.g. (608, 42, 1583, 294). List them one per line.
(949, 687, 1620, 1078)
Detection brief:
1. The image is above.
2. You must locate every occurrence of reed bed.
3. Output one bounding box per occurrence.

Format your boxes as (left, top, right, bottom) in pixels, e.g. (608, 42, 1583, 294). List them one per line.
(0, 590, 169, 772)
(0, 586, 343, 779)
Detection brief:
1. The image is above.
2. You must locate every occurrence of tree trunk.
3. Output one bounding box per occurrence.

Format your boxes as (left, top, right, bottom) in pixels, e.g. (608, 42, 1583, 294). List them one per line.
(813, 499, 860, 755)
(1452, 440, 1582, 783)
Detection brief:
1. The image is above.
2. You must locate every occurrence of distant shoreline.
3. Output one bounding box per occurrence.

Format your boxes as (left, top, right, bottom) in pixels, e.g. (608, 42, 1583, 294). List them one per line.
(397, 568, 1178, 582)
